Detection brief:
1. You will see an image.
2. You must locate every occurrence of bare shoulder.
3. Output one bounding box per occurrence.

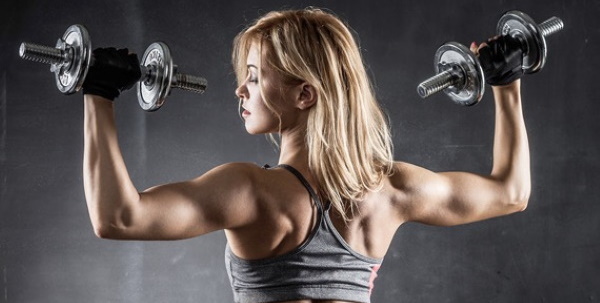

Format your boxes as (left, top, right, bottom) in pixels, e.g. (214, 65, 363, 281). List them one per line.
(387, 161, 435, 190)
(382, 162, 416, 217)
(198, 162, 307, 207)
(383, 161, 448, 221)
(207, 162, 263, 177)
(205, 161, 265, 174)
(190, 161, 271, 203)
(194, 162, 265, 186)
(180, 162, 270, 231)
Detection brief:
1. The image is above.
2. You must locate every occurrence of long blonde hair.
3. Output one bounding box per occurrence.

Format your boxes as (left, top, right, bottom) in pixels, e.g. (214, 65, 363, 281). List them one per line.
(233, 8, 394, 221)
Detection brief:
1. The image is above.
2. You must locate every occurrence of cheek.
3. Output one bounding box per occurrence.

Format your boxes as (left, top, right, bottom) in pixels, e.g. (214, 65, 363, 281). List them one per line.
(248, 85, 278, 115)
(242, 96, 280, 133)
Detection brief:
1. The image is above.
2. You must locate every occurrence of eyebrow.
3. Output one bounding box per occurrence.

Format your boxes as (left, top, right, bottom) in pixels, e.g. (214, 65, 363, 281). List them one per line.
(247, 64, 258, 70)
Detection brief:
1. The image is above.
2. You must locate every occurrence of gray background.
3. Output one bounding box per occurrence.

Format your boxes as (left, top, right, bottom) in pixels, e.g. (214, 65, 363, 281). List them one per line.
(1, 0, 599, 302)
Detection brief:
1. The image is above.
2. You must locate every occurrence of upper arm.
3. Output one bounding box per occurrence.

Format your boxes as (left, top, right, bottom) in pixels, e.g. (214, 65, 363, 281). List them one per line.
(98, 162, 260, 240)
(390, 162, 527, 226)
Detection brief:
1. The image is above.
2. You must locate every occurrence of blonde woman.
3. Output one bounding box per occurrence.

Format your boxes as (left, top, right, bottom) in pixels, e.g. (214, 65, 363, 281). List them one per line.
(82, 8, 530, 303)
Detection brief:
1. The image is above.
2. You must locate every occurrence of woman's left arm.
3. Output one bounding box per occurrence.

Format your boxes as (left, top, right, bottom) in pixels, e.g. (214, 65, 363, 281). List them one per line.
(394, 80, 530, 226)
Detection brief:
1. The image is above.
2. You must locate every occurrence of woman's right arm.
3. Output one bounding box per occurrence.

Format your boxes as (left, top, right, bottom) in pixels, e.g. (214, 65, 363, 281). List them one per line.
(83, 94, 259, 240)
(83, 94, 138, 237)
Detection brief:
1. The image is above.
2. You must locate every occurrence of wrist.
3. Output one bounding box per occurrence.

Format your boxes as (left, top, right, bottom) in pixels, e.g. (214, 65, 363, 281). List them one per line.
(492, 79, 520, 91)
(492, 79, 521, 106)
(84, 94, 116, 108)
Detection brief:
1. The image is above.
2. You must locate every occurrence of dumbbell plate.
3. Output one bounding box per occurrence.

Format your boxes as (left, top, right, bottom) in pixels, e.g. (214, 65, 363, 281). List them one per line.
(434, 42, 484, 106)
(54, 25, 92, 94)
(137, 42, 173, 111)
(497, 10, 546, 74)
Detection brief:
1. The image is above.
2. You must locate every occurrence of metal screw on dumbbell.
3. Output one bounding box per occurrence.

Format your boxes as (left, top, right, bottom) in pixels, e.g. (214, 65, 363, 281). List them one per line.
(19, 25, 92, 95)
(19, 24, 207, 111)
(417, 10, 564, 106)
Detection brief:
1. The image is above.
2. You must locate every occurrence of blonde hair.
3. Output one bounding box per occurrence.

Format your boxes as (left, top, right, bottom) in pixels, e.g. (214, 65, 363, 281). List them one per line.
(233, 8, 394, 221)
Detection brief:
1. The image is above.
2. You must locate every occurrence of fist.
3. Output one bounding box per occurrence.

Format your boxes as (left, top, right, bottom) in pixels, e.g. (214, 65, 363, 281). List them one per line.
(82, 48, 142, 100)
(470, 35, 524, 86)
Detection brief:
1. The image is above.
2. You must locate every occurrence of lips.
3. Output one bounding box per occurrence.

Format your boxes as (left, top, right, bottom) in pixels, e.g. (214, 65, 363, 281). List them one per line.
(242, 108, 251, 118)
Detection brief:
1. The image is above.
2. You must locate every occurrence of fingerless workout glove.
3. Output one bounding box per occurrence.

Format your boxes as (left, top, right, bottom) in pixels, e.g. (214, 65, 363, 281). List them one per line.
(82, 48, 141, 100)
(478, 35, 524, 86)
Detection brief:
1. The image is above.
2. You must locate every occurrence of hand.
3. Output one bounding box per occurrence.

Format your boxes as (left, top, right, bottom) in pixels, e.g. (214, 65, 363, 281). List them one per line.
(82, 48, 142, 100)
(470, 35, 524, 86)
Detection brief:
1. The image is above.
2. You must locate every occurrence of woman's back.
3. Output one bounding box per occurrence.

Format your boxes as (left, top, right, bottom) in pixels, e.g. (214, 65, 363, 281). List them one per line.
(225, 164, 400, 262)
(224, 164, 402, 303)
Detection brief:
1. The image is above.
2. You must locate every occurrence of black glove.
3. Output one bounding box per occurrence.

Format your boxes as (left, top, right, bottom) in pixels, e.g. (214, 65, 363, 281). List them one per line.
(478, 35, 524, 86)
(82, 47, 141, 100)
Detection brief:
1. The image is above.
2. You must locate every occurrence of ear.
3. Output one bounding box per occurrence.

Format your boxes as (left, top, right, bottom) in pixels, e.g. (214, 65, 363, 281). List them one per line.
(295, 83, 317, 110)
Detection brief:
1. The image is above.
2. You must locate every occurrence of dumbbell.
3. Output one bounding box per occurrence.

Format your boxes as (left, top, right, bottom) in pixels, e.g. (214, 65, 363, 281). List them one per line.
(19, 24, 207, 111)
(417, 10, 564, 106)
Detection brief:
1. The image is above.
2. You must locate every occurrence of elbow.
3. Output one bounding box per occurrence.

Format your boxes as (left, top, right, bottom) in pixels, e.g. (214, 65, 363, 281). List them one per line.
(511, 193, 529, 212)
(92, 224, 109, 239)
(89, 204, 135, 239)
(492, 173, 530, 213)
(507, 187, 530, 213)
(92, 222, 119, 239)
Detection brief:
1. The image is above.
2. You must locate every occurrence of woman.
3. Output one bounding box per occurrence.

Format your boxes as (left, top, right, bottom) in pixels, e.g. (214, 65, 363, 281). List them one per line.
(82, 8, 530, 303)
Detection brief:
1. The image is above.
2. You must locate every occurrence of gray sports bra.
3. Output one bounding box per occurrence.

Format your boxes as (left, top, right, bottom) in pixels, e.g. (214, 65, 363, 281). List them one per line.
(225, 164, 383, 303)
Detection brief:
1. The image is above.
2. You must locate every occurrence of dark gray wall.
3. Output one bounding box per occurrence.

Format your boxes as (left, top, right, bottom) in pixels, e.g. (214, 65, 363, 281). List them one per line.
(1, 0, 598, 302)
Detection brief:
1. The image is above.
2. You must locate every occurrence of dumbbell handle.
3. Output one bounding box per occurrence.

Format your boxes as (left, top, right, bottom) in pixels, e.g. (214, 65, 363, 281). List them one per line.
(418, 15, 563, 100)
(140, 65, 207, 94)
(20, 42, 206, 94)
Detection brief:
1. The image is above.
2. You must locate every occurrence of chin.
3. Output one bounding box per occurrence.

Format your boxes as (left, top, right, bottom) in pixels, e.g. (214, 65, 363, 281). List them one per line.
(244, 123, 278, 135)
(244, 125, 266, 135)
(245, 129, 261, 135)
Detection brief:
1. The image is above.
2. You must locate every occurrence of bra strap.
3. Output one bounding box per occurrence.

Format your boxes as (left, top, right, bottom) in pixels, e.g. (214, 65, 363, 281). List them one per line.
(274, 164, 323, 210)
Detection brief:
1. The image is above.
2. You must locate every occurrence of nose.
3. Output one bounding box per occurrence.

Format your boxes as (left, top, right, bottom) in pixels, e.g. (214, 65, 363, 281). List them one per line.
(235, 83, 248, 100)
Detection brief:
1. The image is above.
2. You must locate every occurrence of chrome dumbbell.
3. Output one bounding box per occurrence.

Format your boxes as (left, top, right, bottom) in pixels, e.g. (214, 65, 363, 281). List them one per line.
(417, 10, 564, 106)
(19, 24, 207, 111)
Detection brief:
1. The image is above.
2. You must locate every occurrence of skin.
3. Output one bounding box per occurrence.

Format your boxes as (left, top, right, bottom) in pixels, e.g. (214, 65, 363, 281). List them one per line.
(83, 42, 530, 303)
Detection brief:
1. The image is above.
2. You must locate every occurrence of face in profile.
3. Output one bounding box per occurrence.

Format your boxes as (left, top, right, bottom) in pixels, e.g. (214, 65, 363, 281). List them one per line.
(236, 43, 305, 135)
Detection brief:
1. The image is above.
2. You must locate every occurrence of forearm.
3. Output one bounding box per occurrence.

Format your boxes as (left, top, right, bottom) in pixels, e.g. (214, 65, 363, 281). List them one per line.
(490, 80, 531, 207)
(83, 95, 140, 235)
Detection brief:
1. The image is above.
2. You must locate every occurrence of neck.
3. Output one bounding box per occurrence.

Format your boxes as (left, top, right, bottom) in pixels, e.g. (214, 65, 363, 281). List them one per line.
(278, 125, 309, 171)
